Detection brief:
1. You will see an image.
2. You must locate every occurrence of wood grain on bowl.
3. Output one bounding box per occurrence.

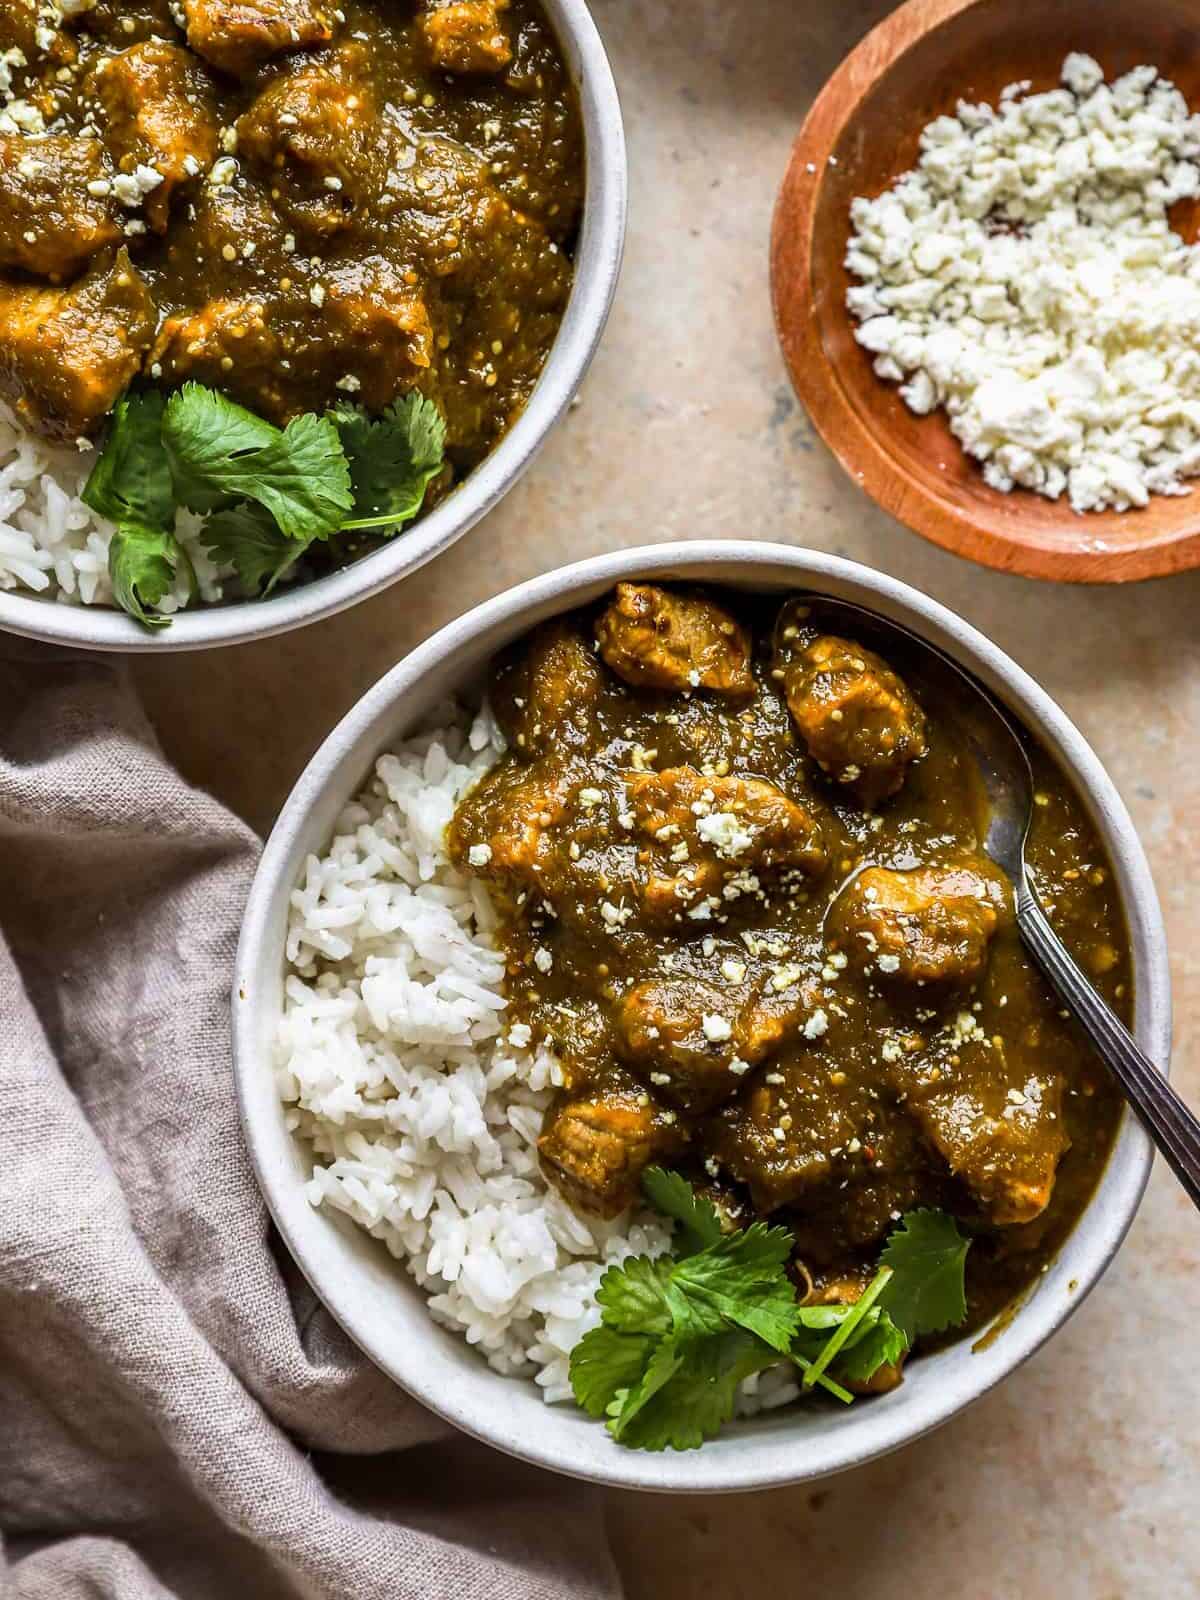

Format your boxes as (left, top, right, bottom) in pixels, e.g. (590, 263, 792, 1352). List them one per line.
(770, 0, 1200, 584)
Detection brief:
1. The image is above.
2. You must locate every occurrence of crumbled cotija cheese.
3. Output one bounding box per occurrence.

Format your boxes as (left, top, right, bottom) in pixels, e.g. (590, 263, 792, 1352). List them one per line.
(846, 54, 1200, 513)
(696, 809, 754, 859)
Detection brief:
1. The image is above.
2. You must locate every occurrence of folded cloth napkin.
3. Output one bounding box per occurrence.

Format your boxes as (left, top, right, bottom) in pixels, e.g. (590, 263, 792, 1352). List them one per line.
(0, 645, 621, 1600)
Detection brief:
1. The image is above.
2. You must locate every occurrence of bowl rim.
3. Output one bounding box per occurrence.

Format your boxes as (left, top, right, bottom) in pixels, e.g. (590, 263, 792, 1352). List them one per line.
(769, 0, 1200, 585)
(233, 539, 1171, 1493)
(0, 0, 626, 653)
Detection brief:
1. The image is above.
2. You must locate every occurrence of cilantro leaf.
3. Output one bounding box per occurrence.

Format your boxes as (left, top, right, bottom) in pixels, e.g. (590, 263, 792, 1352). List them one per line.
(801, 1266, 893, 1390)
(256, 411, 354, 537)
(606, 1337, 687, 1442)
(107, 521, 189, 631)
(333, 392, 446, 533)
(641, 1166, 724, 1254)
(835, 1313, 908, 1385)
(84, 391, 188, 629)
(667, 1222, 802, 1354)
(595, 1254, 674, 1338)
(201, 502, 310, 596)
(162, 384, 352, 539)
(569, 1326, 657, 1420)
(610, 1331, 778, 1453)
(794, 1304, 851, 1333)
(640, 1169, 800, 1350)
(83, 390, 174, 529)
(877, 1210, 971, 1344)
(620, 1331, 796, 1451)
(161, 385, 275, 514)
(795, 1300, 904, 1363)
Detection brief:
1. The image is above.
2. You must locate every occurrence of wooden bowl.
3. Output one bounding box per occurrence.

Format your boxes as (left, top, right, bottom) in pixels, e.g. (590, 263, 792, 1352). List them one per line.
(771, 0, 1200, 583)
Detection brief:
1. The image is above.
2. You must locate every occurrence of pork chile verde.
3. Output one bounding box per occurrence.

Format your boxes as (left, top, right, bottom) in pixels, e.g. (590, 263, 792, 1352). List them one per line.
(0, 0, 582, 478)
(450, 584, 1126, 1341)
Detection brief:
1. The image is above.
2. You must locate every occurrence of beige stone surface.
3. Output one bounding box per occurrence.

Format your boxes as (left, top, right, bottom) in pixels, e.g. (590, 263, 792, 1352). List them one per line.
(130, 1, 1199, 1592)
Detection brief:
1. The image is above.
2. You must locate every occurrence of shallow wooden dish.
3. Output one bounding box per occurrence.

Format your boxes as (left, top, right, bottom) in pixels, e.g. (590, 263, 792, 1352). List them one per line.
(771, 0, 1200, 583)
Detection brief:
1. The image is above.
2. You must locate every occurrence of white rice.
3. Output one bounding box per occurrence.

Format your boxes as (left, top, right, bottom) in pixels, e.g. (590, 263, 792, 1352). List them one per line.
(275, 701, 802, 1413)
(0, 401, 230, 611)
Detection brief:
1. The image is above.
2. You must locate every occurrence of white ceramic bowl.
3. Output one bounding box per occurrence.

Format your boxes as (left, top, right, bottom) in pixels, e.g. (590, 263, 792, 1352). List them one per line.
(234, 541, 1172, 1493)
(0, 0, 625, 654)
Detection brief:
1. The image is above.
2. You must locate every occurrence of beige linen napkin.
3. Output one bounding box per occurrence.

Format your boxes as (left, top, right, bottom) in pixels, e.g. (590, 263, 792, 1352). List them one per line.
(0, 644, 620, 1600)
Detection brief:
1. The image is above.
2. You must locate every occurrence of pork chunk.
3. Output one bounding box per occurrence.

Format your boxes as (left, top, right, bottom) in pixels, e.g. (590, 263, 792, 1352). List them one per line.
(0, 249, 155, 439)
(490, 620, 604, 756)
(314, 258, 434, 405)
(0, 134, 119, 279)
(164, 153, 278, 272)
(626, 765, 827, 922)
(446, 759, 578, 905)
(0, 0, 44, 54)
(88, 42, 218, 234)
(420, 0, 512, 75)
(707, 1056, 872, 1212)
(0, 0, 73, 67)
(829, 860, 1011, 987)
(595, 583, 754, 696)
(237, 54, 376, 239)
(149, 259, 433, 423)
(181, 0, 338, 75)
(783, 635, 927, 807)
(614, 978, 807, 1113)
(148, 295, 281, 403)
(889, 1033, 1067, 1226)
(538, 1078, 680, 1218)
(385, 133, 550, 292)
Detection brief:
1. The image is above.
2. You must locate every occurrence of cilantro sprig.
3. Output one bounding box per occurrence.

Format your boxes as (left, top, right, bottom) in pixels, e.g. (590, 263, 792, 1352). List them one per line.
(875, 1208, 971, 1342)
(332, 394, 447, 531)
(83, 384, 447, 630)
(81, 391, 194, 630)
(568, 1172, 971, 1453)
(162, 387, 353, 537)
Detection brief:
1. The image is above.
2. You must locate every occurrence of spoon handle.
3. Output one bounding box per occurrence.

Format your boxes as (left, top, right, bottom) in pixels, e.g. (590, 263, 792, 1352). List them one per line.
(1016, 886, 1198, 1212)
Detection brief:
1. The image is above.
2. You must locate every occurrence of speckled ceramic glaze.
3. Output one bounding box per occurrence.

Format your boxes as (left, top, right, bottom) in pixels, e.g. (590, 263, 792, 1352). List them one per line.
(232, 541, 1171, 1493)
(0, 0, 626, 654)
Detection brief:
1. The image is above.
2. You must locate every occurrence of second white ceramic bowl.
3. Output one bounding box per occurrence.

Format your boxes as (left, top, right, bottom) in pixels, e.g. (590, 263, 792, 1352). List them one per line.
(234, 541, 1171, 1493)
(0, 0, 626, 653)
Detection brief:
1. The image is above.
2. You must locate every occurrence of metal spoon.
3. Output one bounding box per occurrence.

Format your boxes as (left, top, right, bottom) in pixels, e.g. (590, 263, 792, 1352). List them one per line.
(812, 596, 1199, 1210)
